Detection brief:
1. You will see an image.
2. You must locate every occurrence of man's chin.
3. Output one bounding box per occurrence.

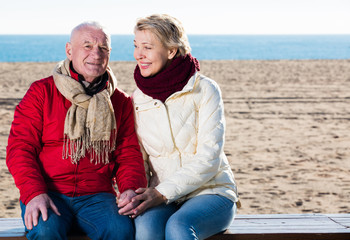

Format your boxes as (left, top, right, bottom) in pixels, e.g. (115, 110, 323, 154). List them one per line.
(87, 69, 106, 76)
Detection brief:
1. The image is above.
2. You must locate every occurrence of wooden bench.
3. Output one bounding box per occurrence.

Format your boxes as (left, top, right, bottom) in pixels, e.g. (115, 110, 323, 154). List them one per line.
(1, 214, 349, 240)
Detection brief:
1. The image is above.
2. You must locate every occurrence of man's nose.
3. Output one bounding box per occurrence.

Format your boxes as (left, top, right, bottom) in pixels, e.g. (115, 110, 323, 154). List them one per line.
(91, 47, 103, 58)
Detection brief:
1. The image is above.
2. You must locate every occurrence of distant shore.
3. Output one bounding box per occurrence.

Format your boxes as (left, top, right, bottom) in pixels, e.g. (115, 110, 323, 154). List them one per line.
(1, 60, 350, 217)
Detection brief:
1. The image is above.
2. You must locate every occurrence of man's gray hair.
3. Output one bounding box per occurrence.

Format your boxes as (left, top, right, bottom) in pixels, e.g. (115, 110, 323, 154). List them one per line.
(70, 21, 111, 45)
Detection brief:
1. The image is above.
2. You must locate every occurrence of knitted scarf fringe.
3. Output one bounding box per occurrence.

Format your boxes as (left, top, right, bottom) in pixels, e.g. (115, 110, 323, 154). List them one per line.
(63, 129, 117, 164)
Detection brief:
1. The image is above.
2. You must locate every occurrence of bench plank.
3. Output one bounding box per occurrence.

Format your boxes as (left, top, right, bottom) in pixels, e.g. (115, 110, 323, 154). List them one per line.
(228, 214, 350, 233)
(208, 214, 350, 240)
(1, 214, 349, 240)
(0, 219, 24, 238)
(209, 233, 350, 240)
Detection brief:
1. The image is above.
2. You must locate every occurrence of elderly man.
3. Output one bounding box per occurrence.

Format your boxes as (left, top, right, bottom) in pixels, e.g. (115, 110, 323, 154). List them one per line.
(6, 22, 146, 240)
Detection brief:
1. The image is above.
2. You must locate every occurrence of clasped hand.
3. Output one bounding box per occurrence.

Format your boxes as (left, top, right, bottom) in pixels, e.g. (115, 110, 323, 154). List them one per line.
(118, 187, 166, 218)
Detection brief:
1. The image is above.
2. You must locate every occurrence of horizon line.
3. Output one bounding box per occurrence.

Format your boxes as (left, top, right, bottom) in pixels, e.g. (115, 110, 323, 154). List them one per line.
(1, 33, 350, 36)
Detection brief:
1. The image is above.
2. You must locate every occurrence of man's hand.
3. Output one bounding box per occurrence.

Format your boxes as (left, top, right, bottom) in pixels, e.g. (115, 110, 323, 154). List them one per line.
(117, 189, 138, 216)
(24, 193, 61, 230)
(128, 187, 167, 218)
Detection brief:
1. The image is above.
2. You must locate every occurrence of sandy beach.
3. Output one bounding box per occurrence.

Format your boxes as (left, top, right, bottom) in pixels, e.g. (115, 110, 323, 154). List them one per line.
(0, 60, 350, 218)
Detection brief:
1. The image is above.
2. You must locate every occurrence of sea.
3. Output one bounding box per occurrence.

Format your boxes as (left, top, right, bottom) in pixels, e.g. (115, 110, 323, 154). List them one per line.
(0, 34, 350, 62)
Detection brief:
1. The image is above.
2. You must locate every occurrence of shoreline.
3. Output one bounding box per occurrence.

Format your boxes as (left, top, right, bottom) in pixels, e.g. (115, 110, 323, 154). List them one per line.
(1, 59, 350, 217)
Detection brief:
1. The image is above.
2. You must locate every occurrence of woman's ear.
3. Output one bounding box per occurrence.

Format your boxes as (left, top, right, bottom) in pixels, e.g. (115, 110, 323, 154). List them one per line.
(168, 48, 178, 60)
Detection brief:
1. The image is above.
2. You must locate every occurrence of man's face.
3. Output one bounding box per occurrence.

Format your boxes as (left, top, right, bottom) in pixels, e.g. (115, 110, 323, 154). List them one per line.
(66, 26, 111, 83)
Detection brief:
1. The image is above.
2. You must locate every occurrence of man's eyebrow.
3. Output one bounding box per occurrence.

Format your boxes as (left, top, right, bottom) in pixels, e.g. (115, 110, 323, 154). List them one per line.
(83, 40, 109, 46)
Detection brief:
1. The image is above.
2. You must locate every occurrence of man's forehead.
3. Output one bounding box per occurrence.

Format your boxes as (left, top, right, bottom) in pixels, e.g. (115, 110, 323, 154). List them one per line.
(72, 26, 110, 44)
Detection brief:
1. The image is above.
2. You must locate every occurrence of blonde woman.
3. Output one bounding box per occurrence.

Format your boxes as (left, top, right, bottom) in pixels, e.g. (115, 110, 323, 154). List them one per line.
(118, 14, 240, 240)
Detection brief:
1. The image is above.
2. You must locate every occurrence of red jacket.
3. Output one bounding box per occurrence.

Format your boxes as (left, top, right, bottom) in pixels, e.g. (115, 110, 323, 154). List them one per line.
(6, 75, 147, 205)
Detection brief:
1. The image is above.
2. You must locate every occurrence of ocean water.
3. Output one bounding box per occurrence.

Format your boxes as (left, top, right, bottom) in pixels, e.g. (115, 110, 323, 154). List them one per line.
(0, 34, 350, 62)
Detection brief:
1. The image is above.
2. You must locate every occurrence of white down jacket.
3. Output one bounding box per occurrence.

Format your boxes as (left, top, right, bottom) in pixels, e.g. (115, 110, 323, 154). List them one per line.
(132, 72, 238, 204)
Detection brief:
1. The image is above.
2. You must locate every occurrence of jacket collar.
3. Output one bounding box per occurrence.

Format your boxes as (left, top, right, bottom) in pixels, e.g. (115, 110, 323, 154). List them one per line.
(164, 72, 200, 102)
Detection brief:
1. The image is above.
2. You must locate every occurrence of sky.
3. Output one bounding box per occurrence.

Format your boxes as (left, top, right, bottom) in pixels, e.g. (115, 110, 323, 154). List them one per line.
(1, 0, 350, 35)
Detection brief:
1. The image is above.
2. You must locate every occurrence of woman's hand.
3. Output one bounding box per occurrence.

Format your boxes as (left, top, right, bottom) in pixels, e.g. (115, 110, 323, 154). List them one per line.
(129, 187, 167, 218)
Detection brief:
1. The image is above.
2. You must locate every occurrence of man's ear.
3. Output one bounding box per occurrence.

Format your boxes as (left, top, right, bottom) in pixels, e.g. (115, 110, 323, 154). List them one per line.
(168, 48, 178, 60)
(66, 42, 73, 60)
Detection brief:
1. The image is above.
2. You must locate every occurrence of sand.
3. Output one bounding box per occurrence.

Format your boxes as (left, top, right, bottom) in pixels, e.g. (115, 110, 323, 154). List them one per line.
(0, 60, 350, 218)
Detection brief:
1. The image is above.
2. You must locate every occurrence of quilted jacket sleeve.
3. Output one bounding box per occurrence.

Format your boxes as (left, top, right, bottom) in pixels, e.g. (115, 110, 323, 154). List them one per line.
(6, 81, 48, 205)
(156, 77, 226, 202)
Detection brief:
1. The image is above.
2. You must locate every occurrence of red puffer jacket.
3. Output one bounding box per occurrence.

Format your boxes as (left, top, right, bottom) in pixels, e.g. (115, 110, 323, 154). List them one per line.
(6, 75, 147, 205)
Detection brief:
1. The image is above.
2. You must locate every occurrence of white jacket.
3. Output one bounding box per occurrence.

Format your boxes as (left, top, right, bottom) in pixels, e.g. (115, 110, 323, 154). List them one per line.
(132, 72, 238, 204)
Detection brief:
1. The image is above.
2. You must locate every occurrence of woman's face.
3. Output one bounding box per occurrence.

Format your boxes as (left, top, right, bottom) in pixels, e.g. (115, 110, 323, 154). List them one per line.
(134, 30, 177, 77)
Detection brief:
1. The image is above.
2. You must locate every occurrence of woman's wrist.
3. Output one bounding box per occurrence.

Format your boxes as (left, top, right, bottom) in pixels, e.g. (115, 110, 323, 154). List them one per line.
(154, 187, 167, 203)
(161, 194, 167, 203)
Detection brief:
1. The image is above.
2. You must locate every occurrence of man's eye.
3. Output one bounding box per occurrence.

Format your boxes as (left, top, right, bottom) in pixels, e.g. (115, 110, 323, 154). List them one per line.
(101, 47, 110, 52)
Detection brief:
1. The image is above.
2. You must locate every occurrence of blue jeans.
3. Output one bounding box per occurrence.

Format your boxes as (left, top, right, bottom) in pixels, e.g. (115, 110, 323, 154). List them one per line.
(20, 191, 134, 240)
(134, 194, 236, 240)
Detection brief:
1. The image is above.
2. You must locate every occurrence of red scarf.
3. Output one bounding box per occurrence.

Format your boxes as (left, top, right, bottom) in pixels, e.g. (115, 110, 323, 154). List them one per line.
(134, 54, 200, 102)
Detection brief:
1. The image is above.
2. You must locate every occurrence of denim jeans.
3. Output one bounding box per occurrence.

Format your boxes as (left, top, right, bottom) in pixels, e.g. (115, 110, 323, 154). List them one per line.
(134, 194, 236, 240)
(20, 191, 134, 240)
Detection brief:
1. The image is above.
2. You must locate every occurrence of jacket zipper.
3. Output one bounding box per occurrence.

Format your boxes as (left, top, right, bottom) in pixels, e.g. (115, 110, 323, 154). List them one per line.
(72, 162, 79, 197)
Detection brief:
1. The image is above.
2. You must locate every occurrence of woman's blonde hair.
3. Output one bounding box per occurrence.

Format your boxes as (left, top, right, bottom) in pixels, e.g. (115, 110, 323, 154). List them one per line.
(134, 14, 191, 57)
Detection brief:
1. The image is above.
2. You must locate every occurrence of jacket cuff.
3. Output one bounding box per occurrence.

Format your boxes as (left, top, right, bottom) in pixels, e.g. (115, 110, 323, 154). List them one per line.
(155, 184, 179, 204)
(21, 190, 47, 205)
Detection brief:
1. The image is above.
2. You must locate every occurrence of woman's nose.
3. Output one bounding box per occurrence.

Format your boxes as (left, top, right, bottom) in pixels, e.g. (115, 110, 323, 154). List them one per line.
(134, 48, 144, 60)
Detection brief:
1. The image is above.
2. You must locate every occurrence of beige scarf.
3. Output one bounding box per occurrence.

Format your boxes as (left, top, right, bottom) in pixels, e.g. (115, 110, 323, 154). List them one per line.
(53, 59, 117, 164)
